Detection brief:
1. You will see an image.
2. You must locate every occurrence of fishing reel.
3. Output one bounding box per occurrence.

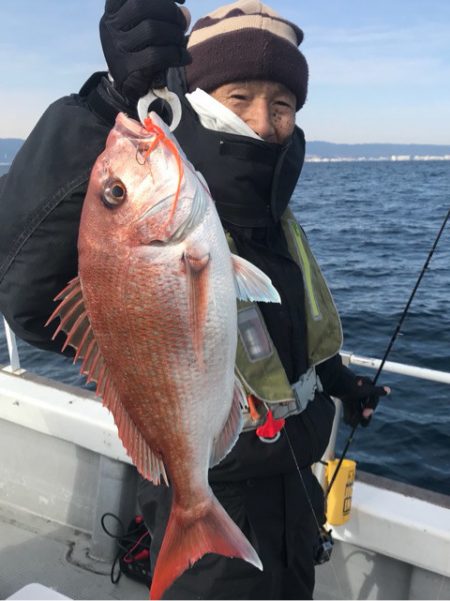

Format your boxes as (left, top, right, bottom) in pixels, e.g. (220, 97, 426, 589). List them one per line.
(314, 526, 334, 565)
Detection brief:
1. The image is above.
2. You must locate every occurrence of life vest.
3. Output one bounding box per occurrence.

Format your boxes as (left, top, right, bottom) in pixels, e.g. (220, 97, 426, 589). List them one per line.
(230, 208, 343, 429)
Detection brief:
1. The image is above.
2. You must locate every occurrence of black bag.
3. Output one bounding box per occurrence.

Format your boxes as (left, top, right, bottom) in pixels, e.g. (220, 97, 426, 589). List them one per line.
(102, 513, 152, 587)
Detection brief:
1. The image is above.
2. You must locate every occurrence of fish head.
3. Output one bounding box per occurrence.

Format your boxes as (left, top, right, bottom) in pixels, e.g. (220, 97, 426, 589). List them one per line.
(80, 111, 209, 253)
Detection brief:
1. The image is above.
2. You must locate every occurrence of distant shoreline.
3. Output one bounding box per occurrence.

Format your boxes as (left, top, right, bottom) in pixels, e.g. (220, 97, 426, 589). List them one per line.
(3, 139, 450, 166)
(2, 157, 450, 169)
(305, 155, 450, 163)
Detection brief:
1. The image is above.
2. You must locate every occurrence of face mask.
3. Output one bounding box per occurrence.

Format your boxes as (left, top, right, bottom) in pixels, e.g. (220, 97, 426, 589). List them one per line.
(174, 100, 306, 228)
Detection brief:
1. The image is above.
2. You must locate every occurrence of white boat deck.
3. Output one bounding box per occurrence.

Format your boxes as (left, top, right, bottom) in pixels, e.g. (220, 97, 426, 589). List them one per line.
(1, 486, 449, 601)
(0, 503, 145, 600)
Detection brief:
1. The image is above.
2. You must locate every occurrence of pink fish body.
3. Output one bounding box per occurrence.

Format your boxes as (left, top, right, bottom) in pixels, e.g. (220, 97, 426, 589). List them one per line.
(48, 112, 280, 599)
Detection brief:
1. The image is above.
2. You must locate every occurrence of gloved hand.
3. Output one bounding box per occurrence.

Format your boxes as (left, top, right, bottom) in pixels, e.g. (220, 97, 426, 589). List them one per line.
(340, 376, 390, 428)
(99, 0, 191, 103)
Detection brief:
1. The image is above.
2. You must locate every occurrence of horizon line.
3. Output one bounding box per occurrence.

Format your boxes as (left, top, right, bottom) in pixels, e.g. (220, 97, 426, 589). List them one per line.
(1, 137, 450, 147)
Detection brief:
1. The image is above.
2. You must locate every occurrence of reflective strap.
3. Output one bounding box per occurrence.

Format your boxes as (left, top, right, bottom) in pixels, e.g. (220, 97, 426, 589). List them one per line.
(288, 220, 322, 320)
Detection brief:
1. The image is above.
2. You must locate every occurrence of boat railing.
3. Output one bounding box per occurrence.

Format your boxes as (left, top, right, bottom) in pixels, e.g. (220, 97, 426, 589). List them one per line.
(340, 350, 450, 384)
(3, 315, 450, 385)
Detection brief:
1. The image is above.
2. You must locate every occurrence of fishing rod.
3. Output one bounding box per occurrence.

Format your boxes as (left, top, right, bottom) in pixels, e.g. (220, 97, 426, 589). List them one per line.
(326, 207, 450, 496)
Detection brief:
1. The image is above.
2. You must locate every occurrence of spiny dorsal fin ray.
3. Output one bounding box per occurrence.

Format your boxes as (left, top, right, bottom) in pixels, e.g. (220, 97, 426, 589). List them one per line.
(62, 311, 89, 352)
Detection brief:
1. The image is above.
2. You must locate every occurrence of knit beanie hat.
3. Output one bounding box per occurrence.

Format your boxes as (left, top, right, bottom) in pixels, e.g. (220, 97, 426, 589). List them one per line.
(185, 0, 308, 111)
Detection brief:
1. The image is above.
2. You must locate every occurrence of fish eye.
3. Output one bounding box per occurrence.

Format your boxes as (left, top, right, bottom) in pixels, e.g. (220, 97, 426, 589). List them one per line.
(102, 179, 127, 208)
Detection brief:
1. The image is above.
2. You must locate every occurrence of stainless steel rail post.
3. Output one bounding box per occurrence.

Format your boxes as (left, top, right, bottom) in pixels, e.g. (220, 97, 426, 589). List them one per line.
(89, 455, 138, 562)
(313, 397, 342, 491)
(2, 317, 21, 372)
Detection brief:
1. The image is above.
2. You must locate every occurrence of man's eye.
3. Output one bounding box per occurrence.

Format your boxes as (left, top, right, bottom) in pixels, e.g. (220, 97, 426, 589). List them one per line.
(274, 103, 296, 115)
(275, 100, 294, 109)
(230, 94, 248, 101)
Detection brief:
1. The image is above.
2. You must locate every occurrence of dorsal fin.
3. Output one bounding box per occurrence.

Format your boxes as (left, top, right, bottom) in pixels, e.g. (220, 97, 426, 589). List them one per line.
(47, 276, 168, 485)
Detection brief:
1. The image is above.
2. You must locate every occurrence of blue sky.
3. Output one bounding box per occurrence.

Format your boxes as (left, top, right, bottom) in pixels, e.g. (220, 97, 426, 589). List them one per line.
(1, 0, 450, 143)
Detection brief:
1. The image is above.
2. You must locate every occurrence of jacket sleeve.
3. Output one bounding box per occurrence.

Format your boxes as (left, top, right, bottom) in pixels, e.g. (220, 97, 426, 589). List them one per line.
(0, 75, 116, 353)
(316, 353, 359, 397)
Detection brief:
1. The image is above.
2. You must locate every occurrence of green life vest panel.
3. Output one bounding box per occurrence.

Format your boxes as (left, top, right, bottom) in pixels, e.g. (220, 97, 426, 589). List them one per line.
(282, 208, 343, 368)
(232, 208, 343, 405)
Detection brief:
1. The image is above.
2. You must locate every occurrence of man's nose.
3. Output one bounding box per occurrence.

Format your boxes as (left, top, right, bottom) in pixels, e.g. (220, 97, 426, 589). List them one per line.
(247, 100, 276, 142)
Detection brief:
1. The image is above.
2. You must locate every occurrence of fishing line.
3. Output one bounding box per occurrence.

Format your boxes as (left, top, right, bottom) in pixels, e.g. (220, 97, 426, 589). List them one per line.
(284, 427, 346, 600)
(327, 207, 450, 496)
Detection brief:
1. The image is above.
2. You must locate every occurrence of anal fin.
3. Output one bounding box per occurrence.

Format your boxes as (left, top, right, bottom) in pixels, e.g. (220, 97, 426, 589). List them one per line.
(103, 383, 168, 486)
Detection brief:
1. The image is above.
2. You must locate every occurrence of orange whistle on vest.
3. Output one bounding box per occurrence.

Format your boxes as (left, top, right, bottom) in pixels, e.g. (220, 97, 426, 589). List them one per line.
(256, 410, 285, 441)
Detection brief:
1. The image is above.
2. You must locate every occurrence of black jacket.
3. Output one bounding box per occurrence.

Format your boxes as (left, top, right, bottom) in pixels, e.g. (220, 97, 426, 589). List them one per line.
(0, 73, 357, 481)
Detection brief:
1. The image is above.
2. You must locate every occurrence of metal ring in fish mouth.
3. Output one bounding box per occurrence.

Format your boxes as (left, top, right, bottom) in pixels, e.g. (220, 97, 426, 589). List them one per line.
(137, 89, 182, 131)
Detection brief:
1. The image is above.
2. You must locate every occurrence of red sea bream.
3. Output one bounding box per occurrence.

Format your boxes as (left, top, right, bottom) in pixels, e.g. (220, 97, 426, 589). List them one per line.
(48, 111, 280, 599)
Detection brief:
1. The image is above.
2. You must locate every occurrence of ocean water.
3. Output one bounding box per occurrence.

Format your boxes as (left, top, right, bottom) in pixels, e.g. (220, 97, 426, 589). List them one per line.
(1, 161, 449, 495)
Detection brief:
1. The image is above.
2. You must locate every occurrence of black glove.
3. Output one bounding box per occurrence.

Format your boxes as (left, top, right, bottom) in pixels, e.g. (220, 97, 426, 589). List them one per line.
(340, 376, 389, 428)
(99, 0, 191, 103)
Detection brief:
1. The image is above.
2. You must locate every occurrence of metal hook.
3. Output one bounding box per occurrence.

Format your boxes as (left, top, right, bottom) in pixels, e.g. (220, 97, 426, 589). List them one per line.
(137, 88, 182, 132)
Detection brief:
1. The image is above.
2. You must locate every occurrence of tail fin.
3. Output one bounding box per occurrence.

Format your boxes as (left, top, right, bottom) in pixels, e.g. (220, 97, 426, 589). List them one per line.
(150, 494, 262, 599)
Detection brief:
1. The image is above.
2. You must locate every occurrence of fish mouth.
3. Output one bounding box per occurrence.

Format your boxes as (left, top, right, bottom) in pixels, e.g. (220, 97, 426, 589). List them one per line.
(114, 112, 150, 139)
(114, 112, 209, 244)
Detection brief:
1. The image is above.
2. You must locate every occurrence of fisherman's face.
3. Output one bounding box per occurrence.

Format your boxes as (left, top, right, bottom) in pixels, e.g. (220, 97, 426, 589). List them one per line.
(210, 80, 297, 145)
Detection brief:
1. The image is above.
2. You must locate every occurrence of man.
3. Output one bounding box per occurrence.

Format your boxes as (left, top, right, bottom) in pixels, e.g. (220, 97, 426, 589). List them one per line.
(0, 1, 389, 598)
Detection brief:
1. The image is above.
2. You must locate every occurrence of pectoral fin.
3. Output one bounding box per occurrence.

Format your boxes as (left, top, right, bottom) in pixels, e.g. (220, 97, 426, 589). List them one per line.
(232, 255, 281, 303)
(185, 248, 210, 366)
